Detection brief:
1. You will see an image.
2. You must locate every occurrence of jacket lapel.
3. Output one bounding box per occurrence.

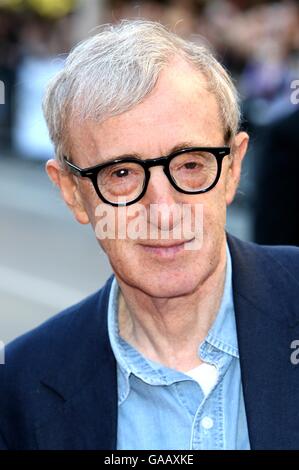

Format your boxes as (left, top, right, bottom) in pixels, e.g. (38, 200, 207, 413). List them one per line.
(228, 235, 299, 449)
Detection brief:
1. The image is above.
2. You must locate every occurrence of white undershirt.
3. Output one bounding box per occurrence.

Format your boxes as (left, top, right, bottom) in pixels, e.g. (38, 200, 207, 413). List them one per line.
(185, 362, 218, 396)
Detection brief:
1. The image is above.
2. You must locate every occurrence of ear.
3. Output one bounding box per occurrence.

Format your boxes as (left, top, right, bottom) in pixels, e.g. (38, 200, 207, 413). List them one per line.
(46, 159, 90, 224)
(225, 131, 249, 205)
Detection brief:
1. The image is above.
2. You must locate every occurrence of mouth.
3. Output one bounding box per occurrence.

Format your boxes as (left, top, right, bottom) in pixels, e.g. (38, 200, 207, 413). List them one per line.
(139, 238, 195, 258)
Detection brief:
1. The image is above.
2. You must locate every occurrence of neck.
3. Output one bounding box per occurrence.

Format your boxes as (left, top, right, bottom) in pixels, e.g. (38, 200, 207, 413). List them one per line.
(117, 243, 227, 372)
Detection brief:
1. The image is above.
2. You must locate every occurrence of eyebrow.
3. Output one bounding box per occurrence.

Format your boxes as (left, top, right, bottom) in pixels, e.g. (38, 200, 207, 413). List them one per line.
(99, 141, 209, 165)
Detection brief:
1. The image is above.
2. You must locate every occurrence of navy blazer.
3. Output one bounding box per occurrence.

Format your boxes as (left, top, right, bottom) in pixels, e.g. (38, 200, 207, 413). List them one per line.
(0, 234, 299, 450)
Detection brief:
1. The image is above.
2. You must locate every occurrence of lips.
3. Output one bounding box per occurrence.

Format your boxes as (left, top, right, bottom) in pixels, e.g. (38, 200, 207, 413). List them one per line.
(140, 240, 188, 249)
(139, 238, 194, 257)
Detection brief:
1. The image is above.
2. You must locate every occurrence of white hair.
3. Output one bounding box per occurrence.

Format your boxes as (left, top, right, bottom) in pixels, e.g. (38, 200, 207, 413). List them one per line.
(43, 19, 240, 165)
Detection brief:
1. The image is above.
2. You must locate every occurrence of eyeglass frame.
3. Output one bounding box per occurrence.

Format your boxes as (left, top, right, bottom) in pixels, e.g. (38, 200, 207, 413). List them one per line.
(63, 146, 231, 207)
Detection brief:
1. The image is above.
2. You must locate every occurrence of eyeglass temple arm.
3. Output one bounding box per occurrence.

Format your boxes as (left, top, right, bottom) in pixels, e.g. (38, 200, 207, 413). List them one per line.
(63, 157, 85, 177)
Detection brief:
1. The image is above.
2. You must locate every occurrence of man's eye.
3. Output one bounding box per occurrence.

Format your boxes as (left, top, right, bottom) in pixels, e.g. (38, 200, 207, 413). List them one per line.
(179, 161, 204, 171)
(112, 168, 130, 178)
(183, 162, 199, 170)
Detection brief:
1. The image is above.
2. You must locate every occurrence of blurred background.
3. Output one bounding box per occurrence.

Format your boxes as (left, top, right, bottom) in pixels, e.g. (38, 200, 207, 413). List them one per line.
(1, 0, 299, 343)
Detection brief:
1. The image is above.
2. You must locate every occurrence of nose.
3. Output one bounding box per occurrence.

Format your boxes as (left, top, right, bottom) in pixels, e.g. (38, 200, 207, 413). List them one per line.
(142, 166, 182, 232)
(144, 166, 177, 203)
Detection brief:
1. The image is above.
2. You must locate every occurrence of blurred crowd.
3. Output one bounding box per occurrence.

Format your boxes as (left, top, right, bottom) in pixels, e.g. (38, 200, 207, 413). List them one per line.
(0, 0, 299, 245)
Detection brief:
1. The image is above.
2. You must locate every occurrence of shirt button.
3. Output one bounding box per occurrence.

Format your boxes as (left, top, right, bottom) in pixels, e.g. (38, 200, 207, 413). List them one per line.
(201, 416, 214, 430)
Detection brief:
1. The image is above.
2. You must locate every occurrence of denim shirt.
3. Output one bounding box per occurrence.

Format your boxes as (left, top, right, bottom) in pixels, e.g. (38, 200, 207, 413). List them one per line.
(107, 245, 250, 450)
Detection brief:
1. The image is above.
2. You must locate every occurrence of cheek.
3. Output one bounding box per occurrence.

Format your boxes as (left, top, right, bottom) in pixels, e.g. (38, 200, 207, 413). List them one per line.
(204, 200, 226, 228)
(93, 206, 137, 262)
(81, 185, 112, 231)
(197, 188, 227, 237)
(97, 238, 122, 259)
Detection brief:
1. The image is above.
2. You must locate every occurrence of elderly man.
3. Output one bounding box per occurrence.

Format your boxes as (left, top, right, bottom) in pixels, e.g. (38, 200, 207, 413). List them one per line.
(0, 20, 299, 451)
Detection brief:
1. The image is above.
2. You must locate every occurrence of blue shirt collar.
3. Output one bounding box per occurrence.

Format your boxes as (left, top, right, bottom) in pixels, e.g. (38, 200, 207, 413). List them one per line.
(204, 244, 239, 359)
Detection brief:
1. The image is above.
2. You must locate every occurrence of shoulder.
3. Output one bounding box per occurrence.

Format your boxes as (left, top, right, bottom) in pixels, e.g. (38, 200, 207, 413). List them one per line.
(228, 233, 299, 263)
(2, 276, 112, 372)
(227, 234, 299, 330)
(259, 243, 299, 271)
(0, 275, 114, 448)
(0, 275, 113, 412)
(227, 234, 299, 283)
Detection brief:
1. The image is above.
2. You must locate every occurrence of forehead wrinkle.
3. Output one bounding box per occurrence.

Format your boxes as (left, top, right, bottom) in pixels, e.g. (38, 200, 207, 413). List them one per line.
(72, 138, 225, 167)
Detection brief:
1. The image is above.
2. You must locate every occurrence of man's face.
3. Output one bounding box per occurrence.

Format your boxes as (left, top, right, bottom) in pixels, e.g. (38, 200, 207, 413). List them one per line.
(49, 58, 248, 298)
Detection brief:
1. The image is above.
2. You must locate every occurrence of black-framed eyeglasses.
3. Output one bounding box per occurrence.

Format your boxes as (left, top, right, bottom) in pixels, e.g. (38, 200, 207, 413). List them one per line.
(63, 146, 231, 206)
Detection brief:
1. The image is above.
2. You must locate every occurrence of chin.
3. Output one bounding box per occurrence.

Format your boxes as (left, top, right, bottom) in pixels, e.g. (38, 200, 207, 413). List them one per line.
(120, 264, 201, 298)
(138, 282, 197, 299)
